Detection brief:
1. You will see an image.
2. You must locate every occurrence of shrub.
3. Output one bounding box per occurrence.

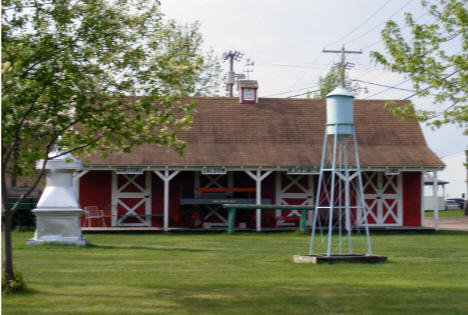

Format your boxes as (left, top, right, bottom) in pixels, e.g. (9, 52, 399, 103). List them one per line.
(2, 271, 27, 295)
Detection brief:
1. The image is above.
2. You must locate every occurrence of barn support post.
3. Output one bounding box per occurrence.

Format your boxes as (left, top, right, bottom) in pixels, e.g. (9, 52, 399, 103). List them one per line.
(433, 170, 439, 231)
(246, 170, 272, 231)
(421, 172, 425, 227)
(155, 170, 180, 232)
(72, 169, 89, 199)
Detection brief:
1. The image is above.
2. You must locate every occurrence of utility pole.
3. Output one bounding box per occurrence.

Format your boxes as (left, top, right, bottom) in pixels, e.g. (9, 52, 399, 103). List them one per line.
(323, 45, 362, 87)
(223, 50, 243, 97)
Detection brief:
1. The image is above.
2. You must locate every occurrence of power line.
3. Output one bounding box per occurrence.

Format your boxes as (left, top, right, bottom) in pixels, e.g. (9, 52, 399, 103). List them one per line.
(261, 81, 322, 95)
(286, 90, 320, 98)
(403, 70, 460, 100)
(256, 62, 326, 69)
(360, 9, 431, 50)
(345, 0, 414, 46)
(262, 85, 320, 97)
(324, 0, 391, 49)
(361, 69, 460, 99)
(287, 50, 324, 88)
(363, 78, 412, 99)
(352, 79, 437, 95)
(255, 56, 326, 65)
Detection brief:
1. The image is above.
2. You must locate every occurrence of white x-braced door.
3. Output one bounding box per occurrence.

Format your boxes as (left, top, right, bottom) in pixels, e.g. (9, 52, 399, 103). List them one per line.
(275, 173, 314, 226)
(359, 172, 402, 226)
(112, 172, 152, 226)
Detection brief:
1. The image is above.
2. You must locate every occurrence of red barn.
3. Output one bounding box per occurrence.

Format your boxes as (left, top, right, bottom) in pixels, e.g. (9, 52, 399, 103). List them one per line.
(77, 85, 444, 230)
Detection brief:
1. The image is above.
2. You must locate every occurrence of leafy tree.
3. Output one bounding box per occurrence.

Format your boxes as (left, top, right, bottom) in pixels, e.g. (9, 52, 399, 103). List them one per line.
(2, 0, 221, 283)
(371, 0, 467, 133)
(371, 0, 467, 215)
(314, 66, 365, 99)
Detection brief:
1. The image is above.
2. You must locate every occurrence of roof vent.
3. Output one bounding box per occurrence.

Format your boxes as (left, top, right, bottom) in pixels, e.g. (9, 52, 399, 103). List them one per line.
(238, 80, 258, 104)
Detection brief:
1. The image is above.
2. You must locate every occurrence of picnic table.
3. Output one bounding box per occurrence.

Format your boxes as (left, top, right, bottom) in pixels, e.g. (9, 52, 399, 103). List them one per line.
(222, 204, 315, 233)
(7, 197, 38, 210)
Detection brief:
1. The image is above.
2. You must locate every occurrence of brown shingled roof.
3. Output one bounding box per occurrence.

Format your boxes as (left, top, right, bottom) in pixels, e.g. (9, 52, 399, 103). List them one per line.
(84, 97, 443, 168)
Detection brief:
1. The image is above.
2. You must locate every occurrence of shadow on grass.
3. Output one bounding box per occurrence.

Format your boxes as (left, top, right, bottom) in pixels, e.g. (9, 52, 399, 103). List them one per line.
(2, 287, 39, 297)
(27, 282, 467, 314)
(16, 242, 213, 253)
(85, 243, 213, 252)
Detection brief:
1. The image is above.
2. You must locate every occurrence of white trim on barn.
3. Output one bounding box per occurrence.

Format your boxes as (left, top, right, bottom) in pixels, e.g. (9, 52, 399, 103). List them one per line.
(433, 171, 439, 231)
(112, 171, 152, 227)
(72, 169, 89, 199)
(154, 170, 180, 231)
(246, 170, 273, 231)
(82, 165, 444, 173)
(359, 172, 403, 227)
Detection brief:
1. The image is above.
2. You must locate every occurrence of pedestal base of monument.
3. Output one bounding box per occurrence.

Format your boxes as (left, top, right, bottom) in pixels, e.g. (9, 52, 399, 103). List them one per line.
(293, 254, 387, 264)
(27, 209, 88, 246)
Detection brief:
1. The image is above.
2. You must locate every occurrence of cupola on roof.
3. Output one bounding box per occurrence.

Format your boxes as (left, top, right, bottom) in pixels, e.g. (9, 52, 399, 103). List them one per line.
(238, 80, 258, 104)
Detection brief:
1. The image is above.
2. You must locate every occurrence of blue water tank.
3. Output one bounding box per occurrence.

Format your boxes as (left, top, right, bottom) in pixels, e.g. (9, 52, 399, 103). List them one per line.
(326, 86, 354, 136)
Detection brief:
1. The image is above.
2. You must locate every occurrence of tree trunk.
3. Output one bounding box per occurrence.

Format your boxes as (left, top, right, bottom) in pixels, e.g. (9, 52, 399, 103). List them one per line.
(2, 209, 14, 281)
(464, 200, 468, 216)
(11, 147, 19, 188)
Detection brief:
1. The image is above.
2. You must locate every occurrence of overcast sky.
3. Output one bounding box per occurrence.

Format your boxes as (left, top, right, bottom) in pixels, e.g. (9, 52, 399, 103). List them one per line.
(160, 0, 467, 158)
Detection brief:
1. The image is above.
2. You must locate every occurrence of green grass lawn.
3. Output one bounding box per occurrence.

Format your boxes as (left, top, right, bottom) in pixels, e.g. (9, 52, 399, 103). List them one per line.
(3, 231, 468, 314)
(425, 209, 465, 217)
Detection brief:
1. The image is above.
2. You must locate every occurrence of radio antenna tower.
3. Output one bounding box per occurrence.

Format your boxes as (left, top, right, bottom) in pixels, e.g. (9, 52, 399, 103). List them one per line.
(243, 58, 255, 80)
(223, 50, 244, 97)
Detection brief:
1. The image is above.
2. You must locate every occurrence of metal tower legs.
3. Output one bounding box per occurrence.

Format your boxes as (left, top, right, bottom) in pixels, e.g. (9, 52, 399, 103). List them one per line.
(309, 126, 372, 256)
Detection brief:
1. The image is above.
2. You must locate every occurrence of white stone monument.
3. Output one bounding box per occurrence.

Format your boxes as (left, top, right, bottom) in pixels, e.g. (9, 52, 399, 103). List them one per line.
(27, 144, 87, 246)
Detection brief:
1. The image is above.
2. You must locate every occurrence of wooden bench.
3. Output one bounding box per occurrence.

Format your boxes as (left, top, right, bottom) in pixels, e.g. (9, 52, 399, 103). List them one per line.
(274, 216, 300, 223)
(180, 198, 271, 228)
(196, 187, 256, 198)
(222, 204, 315, 233)
(7, 197, 38, 210)
(119, 214, 164, 225)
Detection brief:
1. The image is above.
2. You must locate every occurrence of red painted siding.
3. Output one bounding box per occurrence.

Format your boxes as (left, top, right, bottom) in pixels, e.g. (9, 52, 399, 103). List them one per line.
(170, 171, 194, 227)
(78, 170, 424, 228)
(260, 173, 276, 227)
(403, 172, 422, 226)
(150, 172, 164, 227)
(150, 171, 195, 227)
(79, 171, 112, 227)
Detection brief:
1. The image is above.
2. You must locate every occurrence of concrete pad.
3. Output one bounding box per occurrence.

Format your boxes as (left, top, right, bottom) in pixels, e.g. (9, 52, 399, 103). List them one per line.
(424, 216, 468, 231)
(293, 254, 387, 264)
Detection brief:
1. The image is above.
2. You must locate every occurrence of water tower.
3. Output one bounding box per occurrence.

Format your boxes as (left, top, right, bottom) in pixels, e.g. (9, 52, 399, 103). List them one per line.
(294, 87, 386, 264)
